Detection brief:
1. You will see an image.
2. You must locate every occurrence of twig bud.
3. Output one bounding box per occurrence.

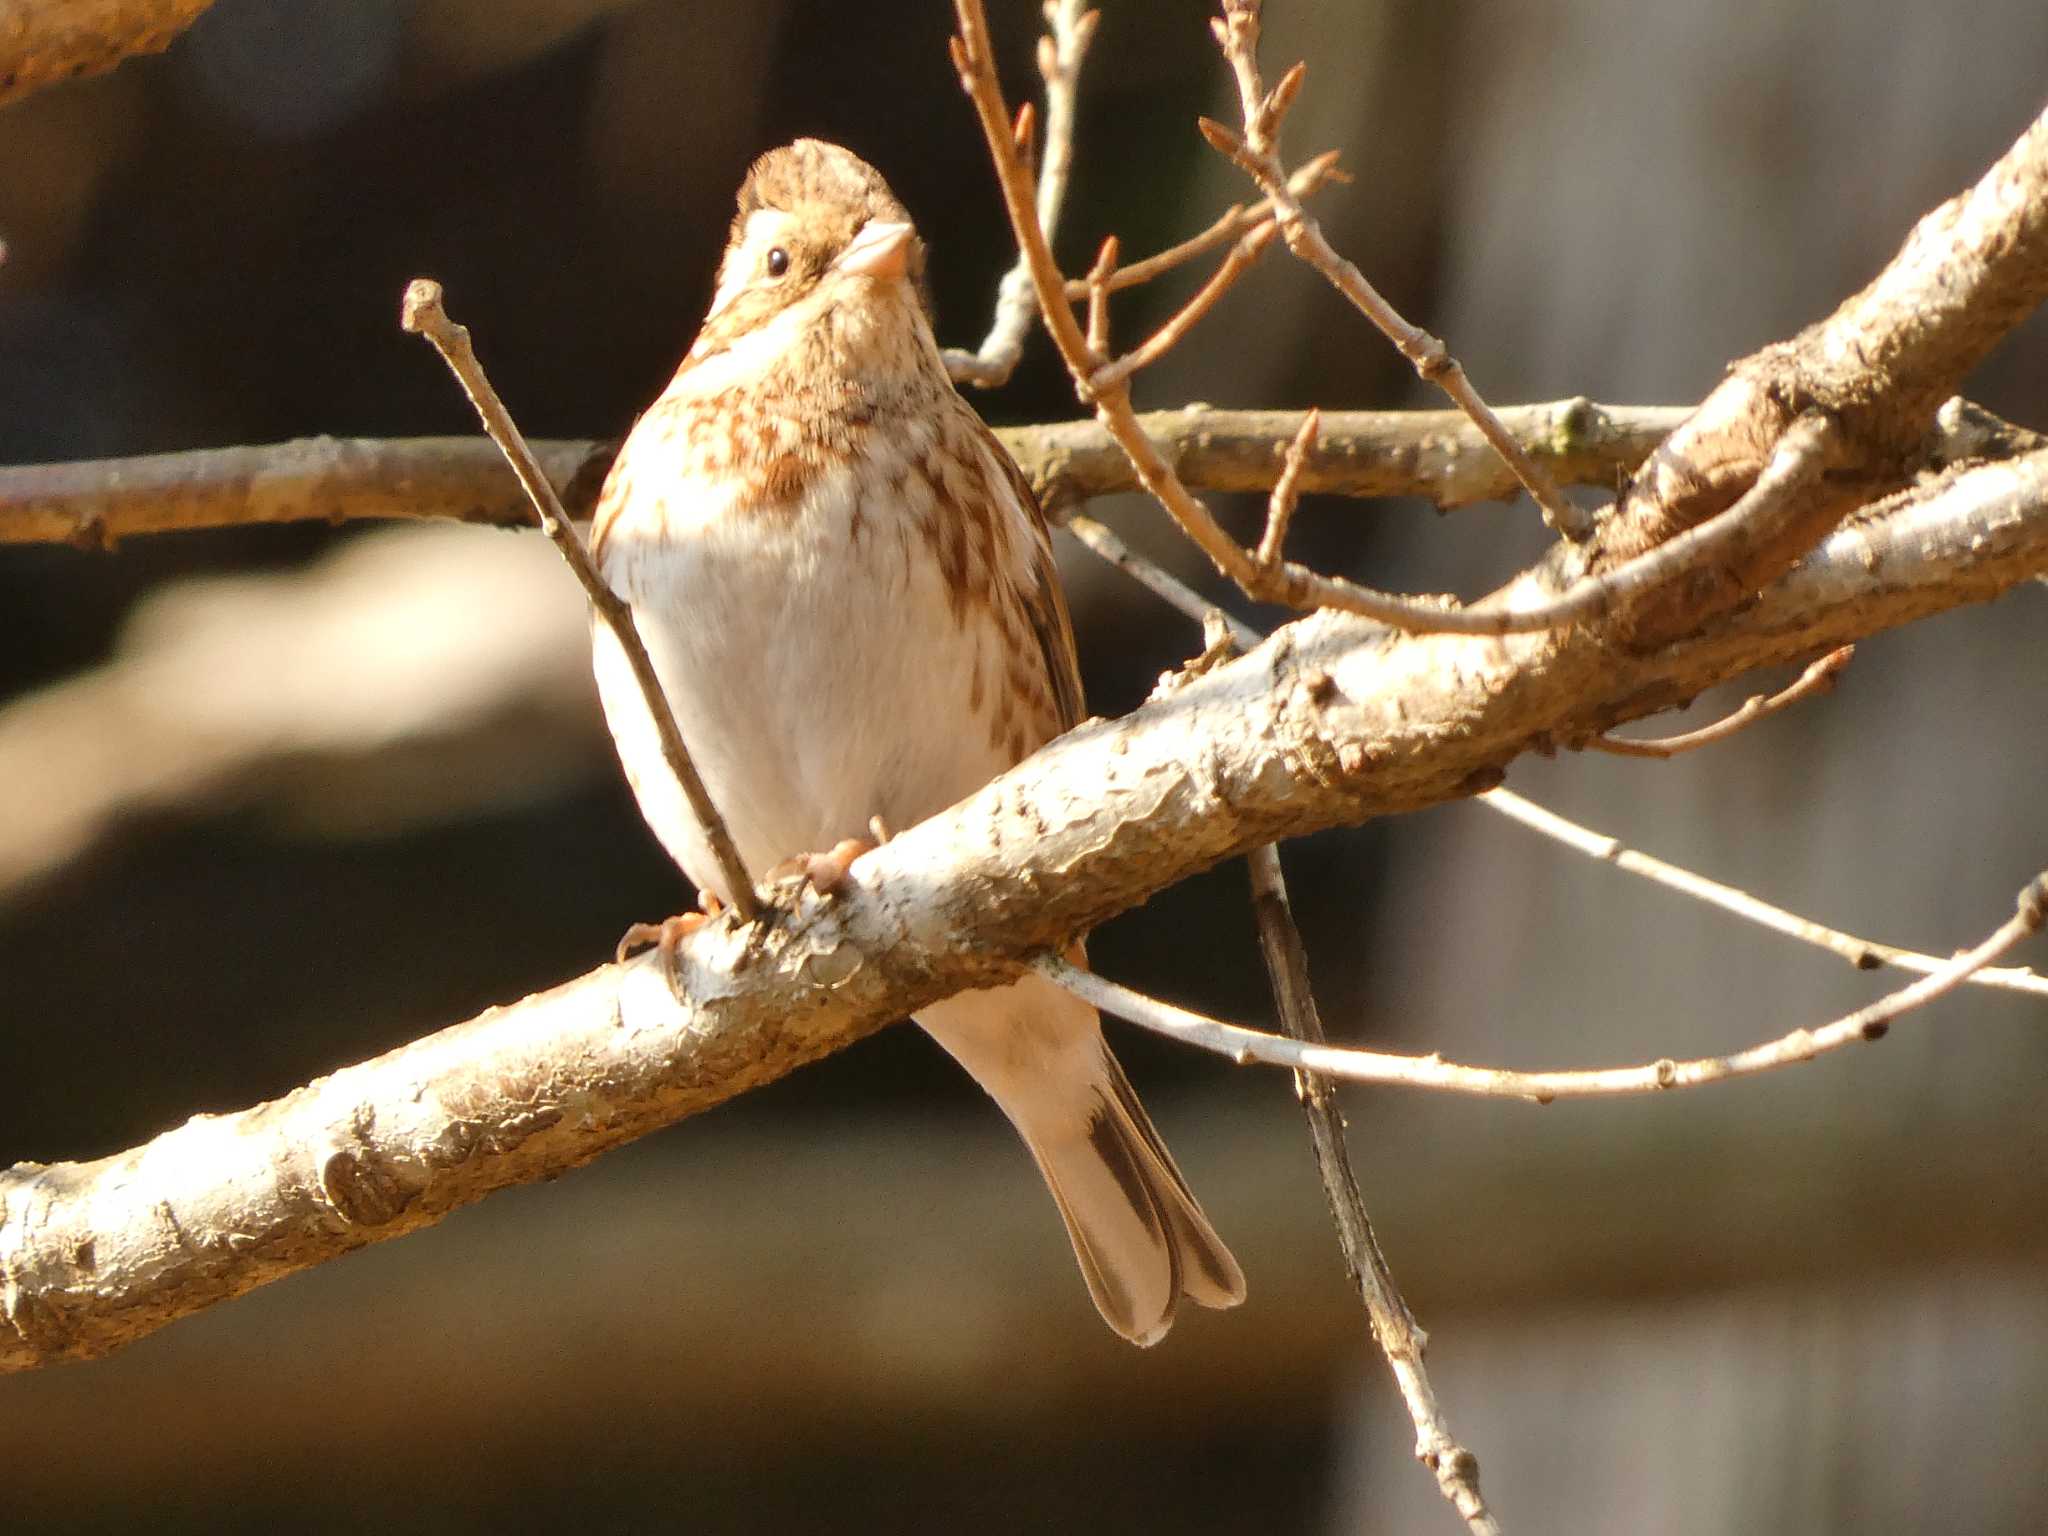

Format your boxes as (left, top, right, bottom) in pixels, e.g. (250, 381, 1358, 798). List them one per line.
(1197, 116, 1245, 158)
(1012, 101, 1037, 157)
(1262, 60, 1307, 134)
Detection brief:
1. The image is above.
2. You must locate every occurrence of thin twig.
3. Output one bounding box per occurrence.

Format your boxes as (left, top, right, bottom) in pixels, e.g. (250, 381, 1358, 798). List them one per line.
(1591, 646, 1855, 758)
(1084, 236, 1118, 360)
(944, 0, 1099, 389)
(949, 0, 1538, 635)
(1478, 788, 2048, 1000)
(1043, 867, 2048, 1099)
(1089, 222, 1278, 391)
(1201, 2, 1587, 541)
(1052, 513, 2048, 1004)
(1058, 150, 1343, 299)
(1247, 845, 1501, 1532)
(954, 1, 1844, 638)
(951, 0, 1279, 598)
(1058, 512, 1263, 649)
(399, 279, 762, 921)
(1254, 408, 1320, 568)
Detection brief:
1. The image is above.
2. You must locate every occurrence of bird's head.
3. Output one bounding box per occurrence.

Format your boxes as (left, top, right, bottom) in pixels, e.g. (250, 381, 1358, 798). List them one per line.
(688, 139, 935, 381)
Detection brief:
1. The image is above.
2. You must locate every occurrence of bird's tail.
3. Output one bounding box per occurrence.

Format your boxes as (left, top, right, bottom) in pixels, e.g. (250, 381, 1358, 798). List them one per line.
(916, 971, 1246, 1346)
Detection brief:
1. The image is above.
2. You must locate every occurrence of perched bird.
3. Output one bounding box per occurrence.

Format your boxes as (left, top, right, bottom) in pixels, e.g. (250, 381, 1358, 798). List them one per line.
(588, 139, 1243, 1345)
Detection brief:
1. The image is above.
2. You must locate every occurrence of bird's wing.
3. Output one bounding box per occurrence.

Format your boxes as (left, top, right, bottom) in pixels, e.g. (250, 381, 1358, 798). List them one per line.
(979, 418, 1087, 735)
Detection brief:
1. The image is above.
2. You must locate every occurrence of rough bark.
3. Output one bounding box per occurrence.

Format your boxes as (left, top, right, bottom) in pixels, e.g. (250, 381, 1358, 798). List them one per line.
(0, 0, 215, 108)
(1599, 104, 2048, 641)
(6, 443, 2045, 1373)
(0, 404, 1694, 549)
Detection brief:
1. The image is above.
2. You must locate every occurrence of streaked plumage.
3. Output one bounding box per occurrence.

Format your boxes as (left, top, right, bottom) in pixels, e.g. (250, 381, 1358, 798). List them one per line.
(590, 139, 1244, 1344)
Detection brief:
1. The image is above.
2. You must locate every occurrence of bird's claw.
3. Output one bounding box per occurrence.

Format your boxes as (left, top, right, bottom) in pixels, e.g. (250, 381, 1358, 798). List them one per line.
(615, 910, 710, 995)
(767, 836, 876, 897)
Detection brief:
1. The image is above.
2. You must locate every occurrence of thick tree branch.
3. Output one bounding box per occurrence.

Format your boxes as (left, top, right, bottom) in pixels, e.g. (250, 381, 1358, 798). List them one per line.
(6, 444, 2044, 1372)
(1599, 102, 2048, 641)
(1059, 486, 2047, 1006)
(0, 434, 616, 548)
(0, 402, 1697, 549)
(954, 0, 2048, 643)
(0, 0, 215, 109)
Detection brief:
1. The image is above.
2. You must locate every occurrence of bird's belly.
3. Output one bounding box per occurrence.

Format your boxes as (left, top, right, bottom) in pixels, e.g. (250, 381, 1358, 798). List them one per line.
(593, 506, 1015, 902)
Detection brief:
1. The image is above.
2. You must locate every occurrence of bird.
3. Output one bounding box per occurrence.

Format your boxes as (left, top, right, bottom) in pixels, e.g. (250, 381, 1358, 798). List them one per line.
(587, 138, 1244, 1346)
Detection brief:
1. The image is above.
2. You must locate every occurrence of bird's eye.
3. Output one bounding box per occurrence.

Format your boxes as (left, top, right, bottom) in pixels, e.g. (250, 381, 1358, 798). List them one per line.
(765, 247, 790, 278)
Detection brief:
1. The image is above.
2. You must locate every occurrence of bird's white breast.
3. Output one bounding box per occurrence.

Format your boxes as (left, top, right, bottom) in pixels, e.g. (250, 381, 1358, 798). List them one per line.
(592, 417, 1018, 904)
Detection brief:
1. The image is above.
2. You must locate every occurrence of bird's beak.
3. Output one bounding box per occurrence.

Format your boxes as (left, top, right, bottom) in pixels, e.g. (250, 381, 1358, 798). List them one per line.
(836, 219, 915, 282)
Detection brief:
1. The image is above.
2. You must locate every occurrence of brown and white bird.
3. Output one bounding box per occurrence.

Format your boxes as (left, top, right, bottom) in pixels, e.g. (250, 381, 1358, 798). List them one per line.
(588, 139, 1244, 1345)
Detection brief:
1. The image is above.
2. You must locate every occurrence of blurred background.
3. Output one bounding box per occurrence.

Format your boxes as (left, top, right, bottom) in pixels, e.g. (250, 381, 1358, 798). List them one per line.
(3, 1, 2046, 1531)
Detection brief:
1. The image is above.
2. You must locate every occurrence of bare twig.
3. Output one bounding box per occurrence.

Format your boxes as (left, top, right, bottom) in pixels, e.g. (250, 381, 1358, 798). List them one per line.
(944, 0, 1099, 388)
(1247, 844, 1501, 1533)
(1201, 2, 1587, 541)
(1083, 235, 1118, 359)
(1591, 645, 1854, 758)
(1045, 868, 2048, 1098)
(1253, 409, 1320, 568)
(951, 0, 1278, 587)
(1058, 150, 1343, 299)
(1057, 512, 1262, 650)
(399, 279, 761, 921)
(952, 0, 1583, 635)
(1478, 788, 2048, 1000)
(1088, 222, 1278, 391)
(954, 2, 1853, 639)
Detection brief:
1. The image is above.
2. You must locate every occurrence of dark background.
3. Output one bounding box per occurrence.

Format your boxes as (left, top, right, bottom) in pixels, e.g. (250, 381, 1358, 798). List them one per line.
(3, 2, 2046, 1532)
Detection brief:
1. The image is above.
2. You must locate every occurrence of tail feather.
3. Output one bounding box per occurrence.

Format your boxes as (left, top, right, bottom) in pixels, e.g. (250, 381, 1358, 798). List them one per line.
(916, 974, 1246, 1347)
(1030, 1111, 1177, 1344)
(1099, 1048, 1246, 1312)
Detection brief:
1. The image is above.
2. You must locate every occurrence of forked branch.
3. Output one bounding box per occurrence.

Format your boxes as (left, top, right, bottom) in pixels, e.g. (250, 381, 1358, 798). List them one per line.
(1203, 0, 1586, 540)
(944, 0, 1099, 387)
(1045, 867, 2048, 1098)
(1056, 479, 2047, 1006)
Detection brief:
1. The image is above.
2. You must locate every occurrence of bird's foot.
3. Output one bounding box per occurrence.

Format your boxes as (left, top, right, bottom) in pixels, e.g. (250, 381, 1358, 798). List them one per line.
(767, 835, 876, 897)
(615, 910, 710, 994)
